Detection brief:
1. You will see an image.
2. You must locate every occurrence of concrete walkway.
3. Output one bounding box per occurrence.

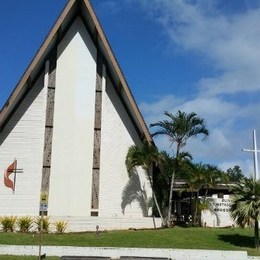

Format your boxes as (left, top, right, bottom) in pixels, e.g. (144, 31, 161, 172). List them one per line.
(0, 245, 256, 260)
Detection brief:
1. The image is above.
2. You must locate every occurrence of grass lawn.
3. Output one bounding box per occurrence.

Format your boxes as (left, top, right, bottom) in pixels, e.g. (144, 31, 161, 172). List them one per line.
(0, 227, 259, 257)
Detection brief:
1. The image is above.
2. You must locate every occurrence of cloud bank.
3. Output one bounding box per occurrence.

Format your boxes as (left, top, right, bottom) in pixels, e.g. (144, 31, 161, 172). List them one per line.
(138, 0, 260, 175)
(99, 0, 260, 175)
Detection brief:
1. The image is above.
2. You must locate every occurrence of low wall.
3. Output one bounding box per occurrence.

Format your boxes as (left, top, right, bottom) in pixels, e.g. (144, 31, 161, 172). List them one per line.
(50, 216, 162, 232)
(0, 245, 249, 260)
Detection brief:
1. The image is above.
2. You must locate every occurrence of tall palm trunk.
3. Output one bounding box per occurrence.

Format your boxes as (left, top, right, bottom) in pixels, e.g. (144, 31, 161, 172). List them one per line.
(167, 169, 175, 227)
(205, 188, 208, 198)
(167, 144, 180, 227)
(193, 190, 199, 225)
(255, 219, 259, 249)
(147, 169, 165, 226)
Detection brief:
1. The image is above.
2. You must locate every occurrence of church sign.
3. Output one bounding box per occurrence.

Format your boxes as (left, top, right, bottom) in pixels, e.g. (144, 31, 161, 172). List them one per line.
(201, 196, 235, 227)
(211, 198, 232, 213)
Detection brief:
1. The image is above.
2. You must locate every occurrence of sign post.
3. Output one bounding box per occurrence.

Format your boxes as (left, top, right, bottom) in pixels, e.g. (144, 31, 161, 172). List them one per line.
(39, 192, 48, 260)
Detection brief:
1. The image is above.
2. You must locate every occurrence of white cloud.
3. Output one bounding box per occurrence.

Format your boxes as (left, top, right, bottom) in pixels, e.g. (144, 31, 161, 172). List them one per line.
(135, 0, 260, 175)
(138, 0, 260, 96)
(140, 94, 254, 129)
(198, 68, 260, 96)
(139, 95, 183, 124)
(219, 159, 254, 177)
(100, 0, 260, 176)
(140, 94, 260, 176)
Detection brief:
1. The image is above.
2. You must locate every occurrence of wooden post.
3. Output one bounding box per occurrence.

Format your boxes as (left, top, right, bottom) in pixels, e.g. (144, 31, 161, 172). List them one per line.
(38, 211, 43, 260)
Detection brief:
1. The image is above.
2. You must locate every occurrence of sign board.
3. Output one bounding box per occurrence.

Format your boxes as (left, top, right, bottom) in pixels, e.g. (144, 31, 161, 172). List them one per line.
(40, 192, 48, 212)
(201, 196, 234, 227)
(211, 198, 232, 213)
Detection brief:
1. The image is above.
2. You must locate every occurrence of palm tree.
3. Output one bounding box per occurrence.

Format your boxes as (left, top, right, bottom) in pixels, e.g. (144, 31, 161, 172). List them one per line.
(184, 162, 206, 225)
(230, 178, 260, 249)
(184, 163, 224, 225)
(202, 164, 225, 197)
(150, 110, 209, 226)
(226, 165, 246, 182)
(125, 140, 165, 225)
(154, 151, 172, 217)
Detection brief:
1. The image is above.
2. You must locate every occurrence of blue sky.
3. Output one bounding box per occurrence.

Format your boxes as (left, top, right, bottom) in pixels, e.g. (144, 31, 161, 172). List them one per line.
(1, 0, 260, 176)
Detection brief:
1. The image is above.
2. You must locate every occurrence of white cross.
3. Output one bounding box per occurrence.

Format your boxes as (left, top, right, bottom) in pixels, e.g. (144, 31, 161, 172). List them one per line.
(242, 129, 260, 180)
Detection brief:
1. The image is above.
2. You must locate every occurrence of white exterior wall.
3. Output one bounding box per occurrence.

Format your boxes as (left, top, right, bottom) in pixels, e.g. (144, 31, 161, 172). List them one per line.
(0, 15, 155, 228)
(201, 195, 235, 227)
(48, 17, 97, 217)
(0, 73, 46, 215)
(99, 76, 152, 218)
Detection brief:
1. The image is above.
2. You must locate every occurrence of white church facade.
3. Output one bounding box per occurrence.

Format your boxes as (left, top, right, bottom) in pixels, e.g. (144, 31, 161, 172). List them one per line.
(0, 0, 161, 231)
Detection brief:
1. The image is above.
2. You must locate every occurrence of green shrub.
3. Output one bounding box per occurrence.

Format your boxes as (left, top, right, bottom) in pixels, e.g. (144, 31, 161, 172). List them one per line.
(0, 216, 17, 232)
(55, 220, 68, 233)
(35, 216, 50, 233)
(17, 216, 34, 233)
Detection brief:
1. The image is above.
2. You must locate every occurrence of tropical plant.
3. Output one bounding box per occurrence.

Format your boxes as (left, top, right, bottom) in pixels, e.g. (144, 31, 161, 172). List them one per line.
(197, 197, 220, 227)
(172, 151, 193, 180)
(183, 162, 205, 225)
(35, 216, 51, 233)
(150, 110, 209, 226)
(17, 216, 34, 233)
(226, 165, 245, 182)
(184, 162, 225, 225)
(125, 140, 165, 225)
(230, 178, 260, 249)
(142, 150, 193, 221)
(0, 216, 17, 232)
(55, 220, 68, 233)
(204, 165, 224, 195)
(153, 151, 175, 218)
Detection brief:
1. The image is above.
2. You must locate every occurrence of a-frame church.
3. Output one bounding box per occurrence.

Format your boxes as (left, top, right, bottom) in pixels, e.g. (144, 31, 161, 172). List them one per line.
(0, 0, 160, 231)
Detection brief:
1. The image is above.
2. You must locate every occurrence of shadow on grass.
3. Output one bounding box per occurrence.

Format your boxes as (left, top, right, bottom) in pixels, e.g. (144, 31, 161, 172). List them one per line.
(218, 234, 255, 248)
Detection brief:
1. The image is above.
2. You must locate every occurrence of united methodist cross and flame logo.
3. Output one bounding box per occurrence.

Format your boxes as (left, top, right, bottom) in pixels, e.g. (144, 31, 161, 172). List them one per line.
(4, 160, 23, 193)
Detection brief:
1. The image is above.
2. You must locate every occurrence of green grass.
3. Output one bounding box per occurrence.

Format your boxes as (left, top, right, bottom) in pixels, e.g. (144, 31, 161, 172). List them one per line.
(0, 227, 259, 257)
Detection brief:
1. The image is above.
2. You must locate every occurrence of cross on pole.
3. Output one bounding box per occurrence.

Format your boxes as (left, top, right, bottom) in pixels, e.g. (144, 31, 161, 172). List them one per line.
(242, 129, 260, 180)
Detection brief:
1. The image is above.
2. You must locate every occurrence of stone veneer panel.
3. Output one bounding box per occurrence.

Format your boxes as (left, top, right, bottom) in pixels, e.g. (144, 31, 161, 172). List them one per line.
(40, 49, 57, 209)
(91, 51, 103, 211)
(42, 127, 53, 167)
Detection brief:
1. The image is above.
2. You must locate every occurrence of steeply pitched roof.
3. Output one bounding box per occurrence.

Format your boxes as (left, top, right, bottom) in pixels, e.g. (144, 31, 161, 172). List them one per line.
(0, 0, 152, 142)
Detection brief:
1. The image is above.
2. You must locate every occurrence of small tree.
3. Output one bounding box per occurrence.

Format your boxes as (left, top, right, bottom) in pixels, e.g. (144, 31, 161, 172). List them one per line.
(126, 141, 165, 225)
(150, 110, 209, 226)
(35, 216, 51, 233)
(230, 178, 260, 249)
(55, 220, 68, 233)
(226, 165, 245, 182)
(17, 216, 34, 233)
(0, 216, 17, 232)
(184, 163, 224, 225)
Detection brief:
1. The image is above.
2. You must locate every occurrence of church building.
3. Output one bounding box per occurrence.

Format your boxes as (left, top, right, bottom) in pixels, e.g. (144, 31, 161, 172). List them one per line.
(0, 0, 160, 231)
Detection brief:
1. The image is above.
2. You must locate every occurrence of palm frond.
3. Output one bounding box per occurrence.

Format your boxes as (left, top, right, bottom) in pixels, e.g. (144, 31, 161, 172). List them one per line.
(230, 178, 260, 227)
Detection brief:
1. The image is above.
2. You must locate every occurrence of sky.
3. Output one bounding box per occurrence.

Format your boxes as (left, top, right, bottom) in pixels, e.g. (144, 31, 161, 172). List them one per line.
(0, 0, 260, 176)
